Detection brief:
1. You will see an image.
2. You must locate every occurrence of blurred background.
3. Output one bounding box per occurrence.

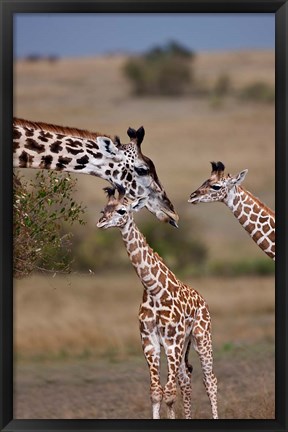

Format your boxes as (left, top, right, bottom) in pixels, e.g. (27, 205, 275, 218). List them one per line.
(13, 13, 275, 419)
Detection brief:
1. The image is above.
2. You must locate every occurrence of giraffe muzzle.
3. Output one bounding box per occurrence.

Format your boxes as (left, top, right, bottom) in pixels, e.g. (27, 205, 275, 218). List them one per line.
(169, 220, 178, 228)
(188, 193, 199, 204)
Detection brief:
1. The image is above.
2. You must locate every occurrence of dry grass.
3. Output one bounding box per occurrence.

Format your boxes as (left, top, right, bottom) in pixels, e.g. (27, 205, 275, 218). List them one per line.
(14, 274, 274, 359)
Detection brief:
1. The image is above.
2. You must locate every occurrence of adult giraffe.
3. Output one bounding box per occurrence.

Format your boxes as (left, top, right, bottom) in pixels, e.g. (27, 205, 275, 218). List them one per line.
(188, 161, 275, 260)
(13, 117, 178, 226)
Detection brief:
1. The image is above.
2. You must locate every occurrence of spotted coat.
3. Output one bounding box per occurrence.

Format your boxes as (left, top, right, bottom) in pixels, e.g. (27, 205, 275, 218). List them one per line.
(97, 189, 218, 420)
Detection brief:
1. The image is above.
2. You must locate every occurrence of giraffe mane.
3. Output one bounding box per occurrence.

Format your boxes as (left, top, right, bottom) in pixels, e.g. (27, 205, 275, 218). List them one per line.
(14, 117, 113, 141)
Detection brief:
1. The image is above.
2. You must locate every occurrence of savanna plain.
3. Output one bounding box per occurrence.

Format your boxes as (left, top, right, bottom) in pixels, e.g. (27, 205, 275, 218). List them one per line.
(14, 50, 275, 419)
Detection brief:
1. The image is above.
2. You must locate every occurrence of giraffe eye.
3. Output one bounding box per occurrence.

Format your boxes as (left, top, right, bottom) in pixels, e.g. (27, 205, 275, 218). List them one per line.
(211, 185, 221, 191)
(117, 209, 126, 215)
(135, 166, 150, 176)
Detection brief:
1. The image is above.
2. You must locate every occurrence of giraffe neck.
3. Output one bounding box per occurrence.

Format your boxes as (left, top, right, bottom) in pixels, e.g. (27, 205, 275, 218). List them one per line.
(120, 218, 176, 295)
(224, 185, 275, 260)
(13, 118, 121, 180)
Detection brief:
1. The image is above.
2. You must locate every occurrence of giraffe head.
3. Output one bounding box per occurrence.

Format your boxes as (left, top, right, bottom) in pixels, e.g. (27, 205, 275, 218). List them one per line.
(112, 126, 178, 227)
(188, 161, 248, 205)
(13, 118, 178, 227)
(97, 185, 145, 230)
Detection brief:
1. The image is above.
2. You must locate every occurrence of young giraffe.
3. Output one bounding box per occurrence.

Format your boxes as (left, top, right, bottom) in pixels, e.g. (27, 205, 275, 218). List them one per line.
(97, 186, 218, 420)
(13, 117, 178, 226)
(188, 161, 275, 260)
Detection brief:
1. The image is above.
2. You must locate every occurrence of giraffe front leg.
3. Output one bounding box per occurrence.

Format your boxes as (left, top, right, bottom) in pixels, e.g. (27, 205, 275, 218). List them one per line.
(140, 328, 163, 419)
(162, 329, 185, 419)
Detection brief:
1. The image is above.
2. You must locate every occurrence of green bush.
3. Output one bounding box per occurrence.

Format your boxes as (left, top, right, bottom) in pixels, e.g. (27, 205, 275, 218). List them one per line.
(72, 217, 207, 276)
(13, 171, 86, 277)
(209, 258, 275, 276)
(239, 82, 275, 103)
(123, 41, 195, 96)
(74, 229, 130, 273)
(140, 218, 207, 276)
(213, 74, 232, 97)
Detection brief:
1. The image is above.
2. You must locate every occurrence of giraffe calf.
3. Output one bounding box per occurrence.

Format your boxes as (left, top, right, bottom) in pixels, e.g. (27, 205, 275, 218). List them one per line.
(97, 186, 218, 419)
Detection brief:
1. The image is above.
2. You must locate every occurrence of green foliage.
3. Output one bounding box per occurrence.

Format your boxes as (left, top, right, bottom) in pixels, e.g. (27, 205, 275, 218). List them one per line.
(239, 81, 275, 103)
(72, 216, 207, 276)
(13, 171, 86, 278)
(213, 74, 232, 97)
(144, 40, 195, 61)
(74, 229, 130, 273)
(123, 41, 195, 96)
(141, 219, 207, 276)
(209, 258, 275, 277)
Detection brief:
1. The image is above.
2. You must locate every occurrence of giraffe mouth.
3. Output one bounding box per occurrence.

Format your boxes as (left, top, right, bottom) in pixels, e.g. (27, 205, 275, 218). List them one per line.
(159, 208, 179, 228)
(188, 194, 199, 204)
(97, 219, 109, 229)
(169, 219, 178, 228)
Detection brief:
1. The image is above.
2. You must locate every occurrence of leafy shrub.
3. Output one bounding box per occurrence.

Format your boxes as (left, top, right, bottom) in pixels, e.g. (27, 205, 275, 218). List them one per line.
(213, 74, 232, 97)
(123, 41, 195, 96)
(140, 218, 207, 276)
(13, 171, 86, 278)
(209, 258, 275, 276)
(73, 216, 207, 276)
(239, 82, 275, 103)
(73, 229, 130, 273)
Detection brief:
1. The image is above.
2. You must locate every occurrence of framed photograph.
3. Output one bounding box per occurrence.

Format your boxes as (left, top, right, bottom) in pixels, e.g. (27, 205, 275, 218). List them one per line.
(1, 1, 287, 431)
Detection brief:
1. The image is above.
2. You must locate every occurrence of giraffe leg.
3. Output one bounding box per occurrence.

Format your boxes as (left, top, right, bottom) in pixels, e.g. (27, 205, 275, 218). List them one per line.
(192, 323, 218, 419)
(162, 333, 185, 419)
(140, 330, 163, 419)
(177, 338, 193, 419)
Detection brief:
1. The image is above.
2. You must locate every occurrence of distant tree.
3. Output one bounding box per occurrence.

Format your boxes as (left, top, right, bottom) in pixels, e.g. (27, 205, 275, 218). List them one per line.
(24, 54, 43, 62)
(239, 81, 275, 103)
(123, 40, 196, 96)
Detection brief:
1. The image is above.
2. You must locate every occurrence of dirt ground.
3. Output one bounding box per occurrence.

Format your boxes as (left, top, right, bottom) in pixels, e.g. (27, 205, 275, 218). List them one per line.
(14, 345, 274, 420)
(14, 274, 275, 420)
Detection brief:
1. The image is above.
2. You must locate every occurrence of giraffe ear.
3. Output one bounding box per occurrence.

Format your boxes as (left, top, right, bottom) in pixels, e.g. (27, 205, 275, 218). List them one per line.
(96, 136, 121, 159)
(229, 169, 248, 186)
(114, 135, 121, 147)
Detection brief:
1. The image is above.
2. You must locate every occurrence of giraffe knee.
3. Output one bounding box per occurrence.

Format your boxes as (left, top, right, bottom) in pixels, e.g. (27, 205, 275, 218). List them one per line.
(163, 382, 177, 406)
(150, 385, 163, 404)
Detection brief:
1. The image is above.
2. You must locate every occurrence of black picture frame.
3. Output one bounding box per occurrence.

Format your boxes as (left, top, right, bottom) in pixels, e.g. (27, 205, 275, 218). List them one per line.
(1, 1, 287, 431)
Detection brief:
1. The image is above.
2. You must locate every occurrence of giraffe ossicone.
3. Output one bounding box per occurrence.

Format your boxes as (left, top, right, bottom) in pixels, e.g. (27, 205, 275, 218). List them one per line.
(13, 117, 178, 226)
(188, 161, 275, 260)
(97, 186, 218, 420)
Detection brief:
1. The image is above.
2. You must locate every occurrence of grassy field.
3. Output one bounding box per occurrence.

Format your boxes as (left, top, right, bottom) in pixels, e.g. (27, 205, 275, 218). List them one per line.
(14, 273, 275, 419)
(13, 50, 275, 419)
